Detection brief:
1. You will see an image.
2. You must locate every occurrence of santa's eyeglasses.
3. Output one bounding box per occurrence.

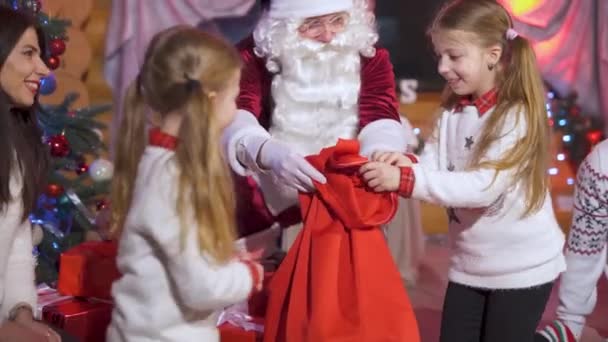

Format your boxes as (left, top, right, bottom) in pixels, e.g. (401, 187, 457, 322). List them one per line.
(298, 13, 350, 37)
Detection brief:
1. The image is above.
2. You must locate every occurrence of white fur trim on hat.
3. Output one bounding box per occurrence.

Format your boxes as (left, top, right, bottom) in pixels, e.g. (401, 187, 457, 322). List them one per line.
(269, 0, 353, 19)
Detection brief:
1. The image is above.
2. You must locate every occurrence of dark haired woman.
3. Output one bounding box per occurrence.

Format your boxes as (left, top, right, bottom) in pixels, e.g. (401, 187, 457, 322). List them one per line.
(0, 6, 61, 342)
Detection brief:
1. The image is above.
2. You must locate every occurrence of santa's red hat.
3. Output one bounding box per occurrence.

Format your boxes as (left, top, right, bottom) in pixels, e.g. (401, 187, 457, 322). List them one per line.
(268, 0, 353, 19)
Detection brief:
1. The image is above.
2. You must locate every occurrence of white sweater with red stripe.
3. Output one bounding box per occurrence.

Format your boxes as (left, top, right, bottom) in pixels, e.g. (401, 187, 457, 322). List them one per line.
(107, 147, 255, 342)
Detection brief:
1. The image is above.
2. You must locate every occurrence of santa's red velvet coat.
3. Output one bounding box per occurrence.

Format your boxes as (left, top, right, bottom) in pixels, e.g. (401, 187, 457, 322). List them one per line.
(233, 36, 402, 237)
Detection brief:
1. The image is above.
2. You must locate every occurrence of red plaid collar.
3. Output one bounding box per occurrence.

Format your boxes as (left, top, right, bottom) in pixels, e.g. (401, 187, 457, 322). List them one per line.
(149, 128, 178, 150)
(454, 88, 498, 116)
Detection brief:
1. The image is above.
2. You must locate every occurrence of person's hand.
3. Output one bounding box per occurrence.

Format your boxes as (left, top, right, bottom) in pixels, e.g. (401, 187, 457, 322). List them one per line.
(359, 162, 401, 192)
(8, 308, 61, 342)
(238, 249, 265, 291)
(258, 139, 326, 192)
(371, 151, 413, 167)
(237, 248, 264, 262)
(241, 260, 264, 292)
(250, 262, 265, 291)
(0, 321, 50, 342)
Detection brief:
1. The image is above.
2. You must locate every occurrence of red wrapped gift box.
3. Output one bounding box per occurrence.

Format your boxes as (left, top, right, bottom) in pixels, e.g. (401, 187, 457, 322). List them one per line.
(219, 318, 264, 342)
(57, 241, 121, 299)
(42, 298, 112, 342)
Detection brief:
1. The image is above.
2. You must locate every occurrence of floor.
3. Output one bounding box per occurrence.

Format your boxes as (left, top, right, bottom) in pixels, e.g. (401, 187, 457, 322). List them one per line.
(409, 236, 608, 342)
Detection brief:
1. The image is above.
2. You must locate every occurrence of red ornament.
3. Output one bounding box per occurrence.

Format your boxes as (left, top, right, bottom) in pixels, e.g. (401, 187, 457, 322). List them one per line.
(46, 183, 64, 197)
(47, 56, 60, 70)
(570, 106, 581, 117)
(96, 199, 109, 211)
(49, 38, 66, 56)
(48, 135, 70, 157)
(76, 162, 89, 174)
(586, 130, 603, 145)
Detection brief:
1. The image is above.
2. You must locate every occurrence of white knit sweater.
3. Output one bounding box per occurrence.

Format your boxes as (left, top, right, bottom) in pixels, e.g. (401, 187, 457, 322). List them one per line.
(411, 105, 566, 289)
(107, 147, 254, 342)
(556, 139, 608, 340)
(0, 170, 37, 323)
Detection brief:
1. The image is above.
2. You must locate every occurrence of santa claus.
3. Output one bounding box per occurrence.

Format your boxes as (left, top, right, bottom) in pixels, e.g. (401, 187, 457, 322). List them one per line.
(224, 0, 424, 279)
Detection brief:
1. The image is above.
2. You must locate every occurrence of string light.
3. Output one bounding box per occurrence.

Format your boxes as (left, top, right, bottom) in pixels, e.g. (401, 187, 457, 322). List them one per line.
(556, 153, 566, 161)
(567, 178, 575, 185)
(413, 128, 421, 135)
(562, 135, 572, 143)
(548, 167, 559, 175)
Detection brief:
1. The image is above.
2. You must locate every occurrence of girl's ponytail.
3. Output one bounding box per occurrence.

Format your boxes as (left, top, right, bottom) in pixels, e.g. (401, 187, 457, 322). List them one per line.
(110, 80, 147, 237)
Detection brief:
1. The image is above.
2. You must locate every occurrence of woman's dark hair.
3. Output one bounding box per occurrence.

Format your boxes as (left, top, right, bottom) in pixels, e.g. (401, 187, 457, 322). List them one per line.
(0, 6, 50, 221)
(260, 0, 271, 11)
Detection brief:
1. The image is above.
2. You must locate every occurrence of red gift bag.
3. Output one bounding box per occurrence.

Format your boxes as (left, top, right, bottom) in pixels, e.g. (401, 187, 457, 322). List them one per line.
(42, 298, 112, 342)
(57, 241, 121, 299)
(263, 140, 421, 342)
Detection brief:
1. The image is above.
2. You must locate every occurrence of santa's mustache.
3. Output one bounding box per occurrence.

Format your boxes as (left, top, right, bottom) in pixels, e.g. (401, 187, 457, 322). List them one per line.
(287, 35, 352, 56)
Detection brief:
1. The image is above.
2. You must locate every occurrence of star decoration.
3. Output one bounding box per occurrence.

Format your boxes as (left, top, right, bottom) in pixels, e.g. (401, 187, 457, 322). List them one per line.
(465, 136, 475, 150)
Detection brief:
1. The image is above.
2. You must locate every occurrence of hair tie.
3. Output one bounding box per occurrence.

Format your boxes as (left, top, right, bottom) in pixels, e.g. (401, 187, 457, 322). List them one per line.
(505, 28, 519, 40)
(135, 73, 143, 96)
(184, 73, 202, 92)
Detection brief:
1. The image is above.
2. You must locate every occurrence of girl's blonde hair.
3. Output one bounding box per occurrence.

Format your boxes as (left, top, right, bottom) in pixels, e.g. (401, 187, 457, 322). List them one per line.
(111, 26, 242, 262)
(429, 0, 550, 216)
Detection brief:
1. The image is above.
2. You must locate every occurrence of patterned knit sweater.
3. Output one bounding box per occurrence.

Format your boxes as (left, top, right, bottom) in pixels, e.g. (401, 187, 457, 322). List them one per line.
(557, 139, 608, 340)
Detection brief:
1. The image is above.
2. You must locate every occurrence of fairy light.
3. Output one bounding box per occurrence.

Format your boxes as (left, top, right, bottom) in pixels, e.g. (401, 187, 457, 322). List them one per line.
(557, 153, 566, 161)
(548, 167, 559, 175)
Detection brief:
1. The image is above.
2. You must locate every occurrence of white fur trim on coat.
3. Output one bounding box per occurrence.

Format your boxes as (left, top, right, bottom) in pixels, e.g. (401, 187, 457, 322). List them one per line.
(221, 109, 271, 176)
(358, 118, 408, 156)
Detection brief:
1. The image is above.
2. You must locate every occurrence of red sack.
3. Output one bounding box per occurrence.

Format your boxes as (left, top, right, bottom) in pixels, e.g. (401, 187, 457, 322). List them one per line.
(263, 140, 420, 342)
(42, 298, 112, 342)
(57, 241, 120, 299)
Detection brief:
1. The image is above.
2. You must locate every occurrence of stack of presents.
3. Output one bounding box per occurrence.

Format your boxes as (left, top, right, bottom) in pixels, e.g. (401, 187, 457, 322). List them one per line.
(36, 241, 276, 342)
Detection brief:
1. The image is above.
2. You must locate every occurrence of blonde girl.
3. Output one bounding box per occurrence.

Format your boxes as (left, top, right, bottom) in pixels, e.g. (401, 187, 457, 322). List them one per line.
(107, 26, 263, 342)
(360, 1, 566, 341)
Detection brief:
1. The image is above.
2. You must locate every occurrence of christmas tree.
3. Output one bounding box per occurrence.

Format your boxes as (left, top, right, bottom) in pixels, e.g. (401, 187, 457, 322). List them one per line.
(2, 0, 112, 285)
(546, 87, 605, 171)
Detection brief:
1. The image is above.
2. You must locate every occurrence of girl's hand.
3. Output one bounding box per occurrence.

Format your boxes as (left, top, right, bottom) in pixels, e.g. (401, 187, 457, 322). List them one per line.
(238, 249, 265, 292)
(371, 151, 413, 167)
(251, 262, 264, 291)
(242, 260, 264, 292)
(359, 162, 401, 192)
(237, 248, 264, 262)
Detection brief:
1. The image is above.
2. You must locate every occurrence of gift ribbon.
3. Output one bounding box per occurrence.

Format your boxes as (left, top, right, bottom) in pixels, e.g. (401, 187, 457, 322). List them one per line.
(35, 284, 73, 319)
(217, 302, 264, 333)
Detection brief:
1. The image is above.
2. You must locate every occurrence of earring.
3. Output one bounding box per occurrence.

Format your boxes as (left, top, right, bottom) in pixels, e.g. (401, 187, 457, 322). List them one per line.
(488, 63, 495, 71)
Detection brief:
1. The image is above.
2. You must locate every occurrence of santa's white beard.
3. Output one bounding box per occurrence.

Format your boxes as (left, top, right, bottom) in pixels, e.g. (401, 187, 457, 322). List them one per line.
(269, 36, 362, 156)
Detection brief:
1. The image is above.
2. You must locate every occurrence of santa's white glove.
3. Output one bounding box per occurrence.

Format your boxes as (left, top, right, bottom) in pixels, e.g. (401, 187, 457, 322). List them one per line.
(258, 139, 327, 192)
